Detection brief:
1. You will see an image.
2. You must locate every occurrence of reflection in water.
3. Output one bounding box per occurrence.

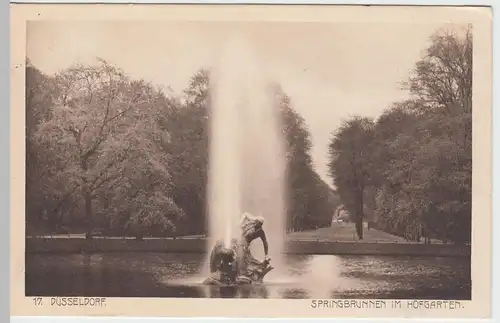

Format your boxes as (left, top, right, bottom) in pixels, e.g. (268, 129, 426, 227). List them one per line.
(302, 255, 339, 299)
(201, 285, 270, 299)
(26, 253, 471, 299)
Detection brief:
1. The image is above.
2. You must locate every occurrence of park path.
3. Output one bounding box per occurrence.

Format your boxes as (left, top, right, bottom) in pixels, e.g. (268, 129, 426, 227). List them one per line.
(287, 223, 407, 243)
(29, 223, 407, 243)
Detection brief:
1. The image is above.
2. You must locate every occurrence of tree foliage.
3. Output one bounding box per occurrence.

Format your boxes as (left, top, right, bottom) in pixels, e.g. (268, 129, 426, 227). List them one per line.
(328, 116, 374, 239)
(27, 59, 182, 238)
(327, 27, 472, 243)
(26, 61, 339, 238)
(273, 85, 338, 232)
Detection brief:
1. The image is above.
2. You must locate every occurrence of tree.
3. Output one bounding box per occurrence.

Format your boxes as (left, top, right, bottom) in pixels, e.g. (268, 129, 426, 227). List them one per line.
(147, 69, 211, 236)
(123, 191, 186, 240)
(406, 27, 471, 243)
(328, 117, 374, 239)
(302, 169, 339, 229)
(360, 26, 472, 243)
(27, 61, 339, 239)
(32, 59, 177, 239)
(406, 26, 472, 114)
(273, 85, 311, 232)
(267, 84, 342, 232)
(25, 61, 59, 234)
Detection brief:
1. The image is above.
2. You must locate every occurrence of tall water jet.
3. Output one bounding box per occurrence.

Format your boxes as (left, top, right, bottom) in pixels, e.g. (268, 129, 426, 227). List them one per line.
(207, 32, 287, 272)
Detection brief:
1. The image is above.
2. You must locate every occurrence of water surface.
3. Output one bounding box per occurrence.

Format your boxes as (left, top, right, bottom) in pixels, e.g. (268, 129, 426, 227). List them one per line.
(26, 253, 471, 299)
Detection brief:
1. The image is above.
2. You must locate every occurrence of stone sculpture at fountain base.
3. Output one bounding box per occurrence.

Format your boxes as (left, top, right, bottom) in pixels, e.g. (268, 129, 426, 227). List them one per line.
(203, 238, 274, 285)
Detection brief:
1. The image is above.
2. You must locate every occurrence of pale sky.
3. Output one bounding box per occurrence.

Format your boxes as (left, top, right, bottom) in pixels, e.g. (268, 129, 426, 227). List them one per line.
(27, 21, 453, 187)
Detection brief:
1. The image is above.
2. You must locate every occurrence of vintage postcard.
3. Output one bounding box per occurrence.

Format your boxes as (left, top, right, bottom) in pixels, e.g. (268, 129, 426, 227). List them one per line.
(10, 3, 492, 319)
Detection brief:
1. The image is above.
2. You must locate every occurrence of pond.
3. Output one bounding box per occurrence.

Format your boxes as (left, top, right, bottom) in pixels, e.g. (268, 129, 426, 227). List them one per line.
(26, 253, 471, 299)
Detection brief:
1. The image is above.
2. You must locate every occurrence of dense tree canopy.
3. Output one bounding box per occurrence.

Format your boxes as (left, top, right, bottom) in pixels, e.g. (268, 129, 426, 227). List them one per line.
(328, 27, 472, 243)
(27, 59, 181, 238)
(26, 61, 338, 239)
(328, 116, 374, 239)
(271, 84, 338, 232)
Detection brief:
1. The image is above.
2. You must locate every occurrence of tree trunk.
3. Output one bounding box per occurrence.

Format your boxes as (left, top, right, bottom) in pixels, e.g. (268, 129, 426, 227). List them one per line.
(355, 221, 363, 239)
(80, 156, 94, 241)
(84, 189, 93, 240)
(356, 189, 364, 240)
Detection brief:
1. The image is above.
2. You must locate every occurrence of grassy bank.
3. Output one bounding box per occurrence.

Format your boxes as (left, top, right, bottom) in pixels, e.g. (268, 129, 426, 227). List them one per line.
(25, 237, 470, 257)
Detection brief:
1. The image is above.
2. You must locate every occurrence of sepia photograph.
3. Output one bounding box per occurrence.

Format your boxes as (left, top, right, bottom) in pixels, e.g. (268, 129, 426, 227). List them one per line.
(10, 4, 493, 318)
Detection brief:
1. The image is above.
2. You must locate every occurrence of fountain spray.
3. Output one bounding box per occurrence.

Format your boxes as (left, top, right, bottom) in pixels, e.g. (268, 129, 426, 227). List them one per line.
(208, 31, 287, 272)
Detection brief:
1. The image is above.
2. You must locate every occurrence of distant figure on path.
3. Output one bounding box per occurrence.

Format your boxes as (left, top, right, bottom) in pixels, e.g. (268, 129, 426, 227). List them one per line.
(333, 204, 349, 224)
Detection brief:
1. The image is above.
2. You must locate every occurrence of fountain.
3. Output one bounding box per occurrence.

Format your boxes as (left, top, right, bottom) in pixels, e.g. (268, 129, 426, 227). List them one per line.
(206, 32, 287, 283)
